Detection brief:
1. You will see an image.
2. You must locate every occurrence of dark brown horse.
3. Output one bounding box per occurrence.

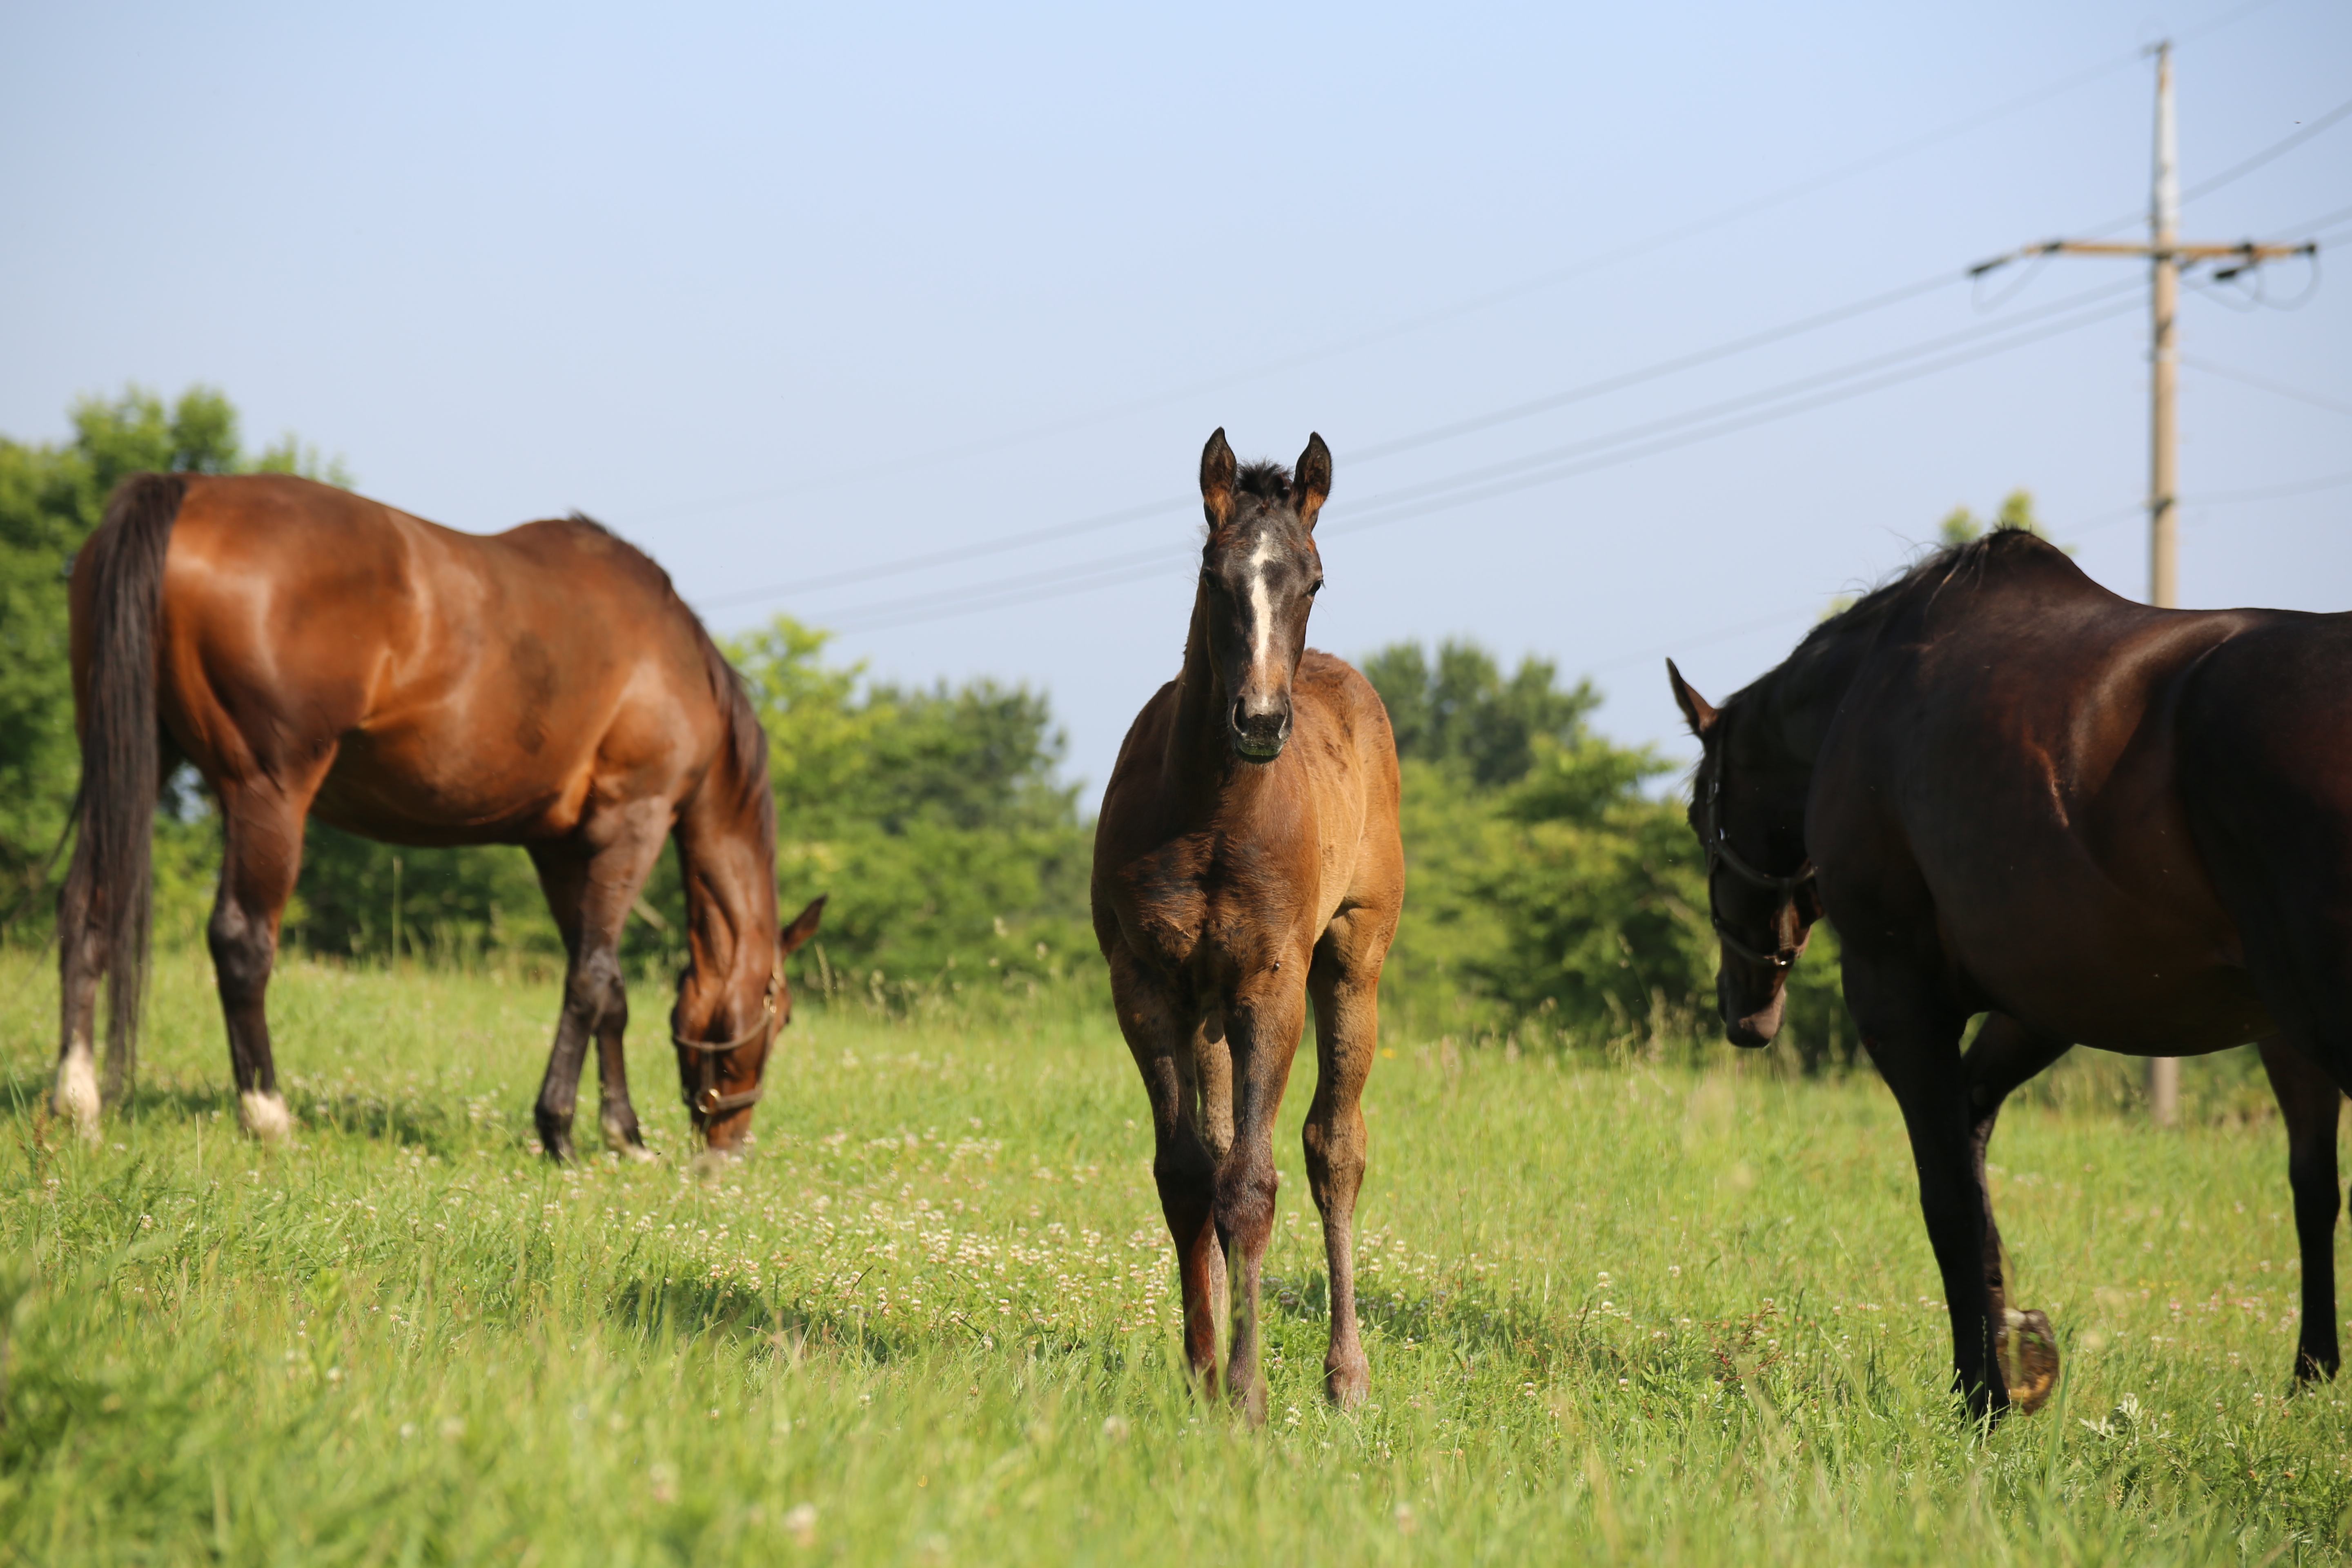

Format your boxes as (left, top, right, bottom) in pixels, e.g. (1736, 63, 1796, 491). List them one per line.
(1667, 526, 2352, 1419)
(1093, 431, 1405, 1421)
(54, 472, 823, 1163)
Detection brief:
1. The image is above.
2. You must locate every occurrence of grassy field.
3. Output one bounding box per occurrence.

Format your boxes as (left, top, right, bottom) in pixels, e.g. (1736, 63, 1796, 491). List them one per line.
(1, 946, 2346, 1565)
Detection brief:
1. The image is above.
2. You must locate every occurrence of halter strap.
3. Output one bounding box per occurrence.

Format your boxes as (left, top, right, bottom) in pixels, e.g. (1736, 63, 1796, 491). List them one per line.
(1700, 771, 1817, 972)
(671, 962, 780, 1116)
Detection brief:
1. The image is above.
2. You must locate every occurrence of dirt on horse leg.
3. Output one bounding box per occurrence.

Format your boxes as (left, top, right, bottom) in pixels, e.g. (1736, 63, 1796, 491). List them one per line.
(1964, 1014, 2072, 1413)
(2261, 1038, 2343, 1383)
(1304, 935, 1379, 1406)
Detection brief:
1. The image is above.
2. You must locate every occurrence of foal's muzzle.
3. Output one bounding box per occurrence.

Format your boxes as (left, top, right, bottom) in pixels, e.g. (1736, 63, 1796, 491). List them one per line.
(1230, 697, 1292, 762)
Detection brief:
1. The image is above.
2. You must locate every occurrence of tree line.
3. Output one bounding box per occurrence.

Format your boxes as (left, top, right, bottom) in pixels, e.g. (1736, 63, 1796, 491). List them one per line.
(1, 386, 1862, 1065)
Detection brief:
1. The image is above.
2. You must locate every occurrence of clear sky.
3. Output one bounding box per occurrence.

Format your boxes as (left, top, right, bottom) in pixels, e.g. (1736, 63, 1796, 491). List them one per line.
(5, 1, 2347, 801)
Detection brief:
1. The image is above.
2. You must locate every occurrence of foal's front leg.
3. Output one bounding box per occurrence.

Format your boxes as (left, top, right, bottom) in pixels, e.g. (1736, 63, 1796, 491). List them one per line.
(1109, 948, 1224, 1393)
(1219, 965, 1309, 1425)
(2259, 1038, 2343, 1383)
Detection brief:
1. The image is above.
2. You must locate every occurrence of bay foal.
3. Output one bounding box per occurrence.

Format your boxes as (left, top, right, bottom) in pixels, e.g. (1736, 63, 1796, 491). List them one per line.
(1093, 431, 1405, 1421)
(55, 473, 822, 1162)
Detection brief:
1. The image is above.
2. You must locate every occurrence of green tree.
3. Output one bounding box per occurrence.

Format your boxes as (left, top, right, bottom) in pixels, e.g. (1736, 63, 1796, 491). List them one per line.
(1363, 638, 1857, 1068)
(727, 616, 1094, 998)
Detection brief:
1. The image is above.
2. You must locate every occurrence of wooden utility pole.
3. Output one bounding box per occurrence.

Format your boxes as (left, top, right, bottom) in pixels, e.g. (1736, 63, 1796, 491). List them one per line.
(1970, 42, 2318, 1127)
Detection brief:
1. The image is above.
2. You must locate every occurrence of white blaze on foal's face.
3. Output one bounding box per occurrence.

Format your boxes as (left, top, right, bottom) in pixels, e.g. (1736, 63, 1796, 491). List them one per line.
(1245, 533, 1279, 685)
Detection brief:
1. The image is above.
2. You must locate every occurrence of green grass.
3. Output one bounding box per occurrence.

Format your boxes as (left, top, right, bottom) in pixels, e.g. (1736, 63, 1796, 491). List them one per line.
(1, 946, 2346, 1564)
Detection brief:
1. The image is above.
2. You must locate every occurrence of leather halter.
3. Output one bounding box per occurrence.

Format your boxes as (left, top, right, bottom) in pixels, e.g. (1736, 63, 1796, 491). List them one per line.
(1699, 771, 1818, 972)
(671, 960, 780, 1117)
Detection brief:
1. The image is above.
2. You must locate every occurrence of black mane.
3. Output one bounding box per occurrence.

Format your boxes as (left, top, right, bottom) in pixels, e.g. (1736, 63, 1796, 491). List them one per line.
(1235, 460, 1292, 501)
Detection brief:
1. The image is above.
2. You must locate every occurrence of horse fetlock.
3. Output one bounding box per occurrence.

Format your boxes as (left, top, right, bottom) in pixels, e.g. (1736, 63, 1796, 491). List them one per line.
(238, 1089, 293, 1143)
(54, 1049, 102, 1143)
(1324, 1344, 1370, 1408)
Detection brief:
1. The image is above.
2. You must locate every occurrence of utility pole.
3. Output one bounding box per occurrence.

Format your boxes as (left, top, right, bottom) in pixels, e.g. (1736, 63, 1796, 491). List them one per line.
(1970, 42, 2318, 1128)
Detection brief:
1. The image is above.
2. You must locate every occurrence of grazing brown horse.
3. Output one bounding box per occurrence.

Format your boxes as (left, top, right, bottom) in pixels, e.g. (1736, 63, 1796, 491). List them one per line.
(54, 472, 823, 1162)
(1093, 431, 1405, 1421)
(1667, 525, 2352, 1420)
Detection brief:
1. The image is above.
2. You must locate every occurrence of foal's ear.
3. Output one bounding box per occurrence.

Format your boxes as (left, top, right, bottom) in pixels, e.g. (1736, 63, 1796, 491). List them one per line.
(1200, 428, 1237, 527)
(1292, 432, 1332, 530)
(778, 895, 826, 957)
(1666, 658, 1718, 738)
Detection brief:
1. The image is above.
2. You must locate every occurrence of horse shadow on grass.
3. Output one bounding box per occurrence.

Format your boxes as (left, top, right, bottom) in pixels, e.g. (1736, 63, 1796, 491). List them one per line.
(0, 1064, 476, 1158)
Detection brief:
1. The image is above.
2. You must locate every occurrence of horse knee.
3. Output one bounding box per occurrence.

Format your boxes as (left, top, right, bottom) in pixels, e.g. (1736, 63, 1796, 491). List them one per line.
(206, 901, 275, 1004)
(565, 950, 625, 1028)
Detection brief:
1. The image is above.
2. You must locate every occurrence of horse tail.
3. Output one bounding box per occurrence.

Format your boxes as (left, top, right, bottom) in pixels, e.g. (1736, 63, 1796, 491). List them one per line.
(60, 472, 187, 1085)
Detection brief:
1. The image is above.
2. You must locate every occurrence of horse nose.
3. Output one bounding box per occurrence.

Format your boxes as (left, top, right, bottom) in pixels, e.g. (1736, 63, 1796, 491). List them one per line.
(1229, 695, 1291, 762)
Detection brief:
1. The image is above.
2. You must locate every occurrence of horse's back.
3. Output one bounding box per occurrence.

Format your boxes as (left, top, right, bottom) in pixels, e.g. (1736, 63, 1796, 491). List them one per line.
(153, 474, 725, 842)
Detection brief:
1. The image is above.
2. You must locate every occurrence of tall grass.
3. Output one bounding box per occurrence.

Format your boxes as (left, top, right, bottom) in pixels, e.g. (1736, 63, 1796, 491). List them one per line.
(0, 946, 2344, 1563)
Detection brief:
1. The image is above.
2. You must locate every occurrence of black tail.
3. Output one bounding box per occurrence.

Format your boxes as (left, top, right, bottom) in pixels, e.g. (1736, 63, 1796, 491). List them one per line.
(60, 473, 185, 1090)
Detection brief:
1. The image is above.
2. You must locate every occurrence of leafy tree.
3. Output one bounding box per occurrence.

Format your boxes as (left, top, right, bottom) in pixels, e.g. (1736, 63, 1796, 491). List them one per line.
(1363, 637, 1858, 1069)
(1939, 488, 2047, 545)
(726, 616, 1094, 997)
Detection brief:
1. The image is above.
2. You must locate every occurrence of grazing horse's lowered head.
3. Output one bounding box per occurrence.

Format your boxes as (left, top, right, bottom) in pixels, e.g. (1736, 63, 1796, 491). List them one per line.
(1667, 658, 1824, 1048)
(1195, 428, 1331, 763)
(673, 894, 827, 1160)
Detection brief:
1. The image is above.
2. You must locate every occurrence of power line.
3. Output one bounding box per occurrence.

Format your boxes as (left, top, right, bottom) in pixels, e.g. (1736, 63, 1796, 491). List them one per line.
(813, 289, 2146, 633)
(2179, 354, 2352, 416)
(623, 31, 2224, 532)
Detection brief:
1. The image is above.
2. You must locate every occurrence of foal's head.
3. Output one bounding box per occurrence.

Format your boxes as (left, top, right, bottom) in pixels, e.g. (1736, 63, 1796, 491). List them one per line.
(1195, 428, 1332, 763)
(1668, 660, 1822, 1049)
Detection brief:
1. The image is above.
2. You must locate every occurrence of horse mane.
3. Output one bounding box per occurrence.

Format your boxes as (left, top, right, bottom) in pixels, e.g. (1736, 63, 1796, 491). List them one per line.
(568, 510, 775, 841)
(1235, 460, 1292, 501)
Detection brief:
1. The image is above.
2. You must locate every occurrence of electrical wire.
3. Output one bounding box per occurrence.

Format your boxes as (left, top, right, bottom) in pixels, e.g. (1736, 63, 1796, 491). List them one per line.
(2180, 354, 2352, 416)
(809, 290, 2147, 633)
(621, 34, 2210, 530)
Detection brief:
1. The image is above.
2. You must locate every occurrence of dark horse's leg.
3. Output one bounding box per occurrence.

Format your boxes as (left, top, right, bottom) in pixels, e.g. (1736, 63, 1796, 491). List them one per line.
(1303, 908, 1388, 1408)
(527, 806, 670, 1164)
(1963, 1015, 2072, 1412)
(2258, 1038, 2343, 1383)
(1850, 969, 2009, 1419)
(1219, 966, 1309, 1425)
(1107, 944, 1225, 1394)
(210, 768, 331, 1141)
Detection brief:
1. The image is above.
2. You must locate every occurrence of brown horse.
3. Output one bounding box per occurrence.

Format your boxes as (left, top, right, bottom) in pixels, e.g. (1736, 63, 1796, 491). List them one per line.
(54, 472, 823, 1162)
(1092, 431, 1405, 1421)
(1667, 525, 2352, 1420)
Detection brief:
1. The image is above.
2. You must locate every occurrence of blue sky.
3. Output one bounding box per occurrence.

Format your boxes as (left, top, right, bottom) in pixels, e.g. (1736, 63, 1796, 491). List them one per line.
(5, 1, 2347, 800)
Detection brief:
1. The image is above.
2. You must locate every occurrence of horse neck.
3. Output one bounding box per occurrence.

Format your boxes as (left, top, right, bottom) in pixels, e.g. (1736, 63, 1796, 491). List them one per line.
(674, 764, 779, 1017)
(1163, 588, 1246, 803)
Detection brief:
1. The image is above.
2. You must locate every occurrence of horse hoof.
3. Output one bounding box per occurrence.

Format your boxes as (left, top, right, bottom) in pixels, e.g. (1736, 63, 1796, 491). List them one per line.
(1998, 1307, 2060, 1415)
(54, 1055, 102, 1145)
(601, 1114, 658, 1163)
(238, 1090, 294, 1143)
(1325, 1354, 1370, 1409)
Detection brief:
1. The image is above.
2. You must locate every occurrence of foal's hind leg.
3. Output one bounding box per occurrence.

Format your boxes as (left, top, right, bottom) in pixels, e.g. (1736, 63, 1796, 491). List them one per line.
(527, 808, 669, 1164)
(2259, 1038, 2343, 1383)
(210, 771, 329, 1141)
(1962, 1014, 2072, 1413)
(1303, 911, 1389, 1408)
